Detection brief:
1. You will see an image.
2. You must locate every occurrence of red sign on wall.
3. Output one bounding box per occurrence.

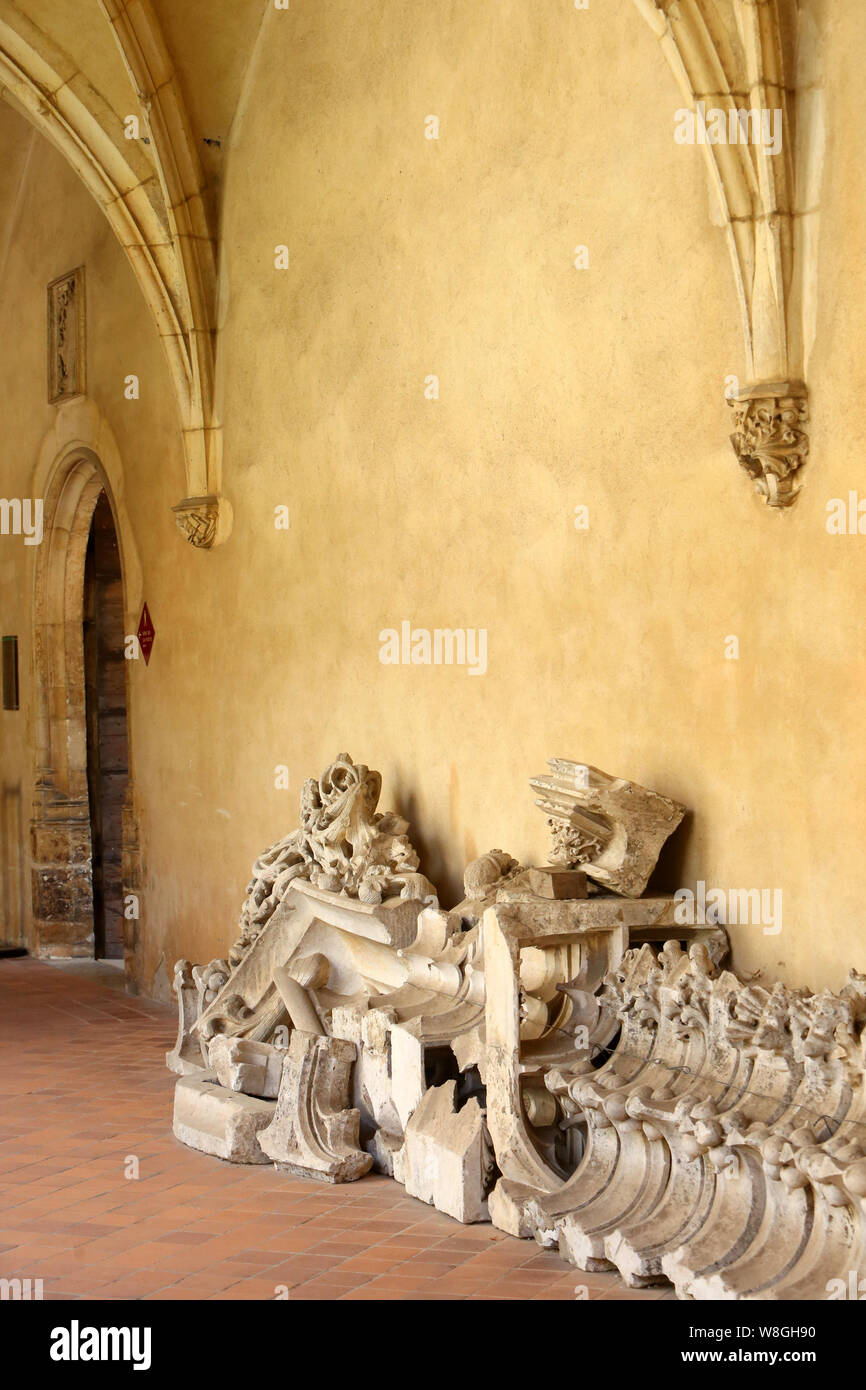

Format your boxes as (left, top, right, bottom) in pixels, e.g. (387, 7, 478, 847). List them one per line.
(137, 603, 155, 666)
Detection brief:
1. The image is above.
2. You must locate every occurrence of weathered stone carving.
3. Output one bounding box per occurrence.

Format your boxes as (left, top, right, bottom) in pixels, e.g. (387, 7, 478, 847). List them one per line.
(728, 385, 810, 508)
(168, 752, 866, 1299)
(230, 754, 436, 973)
(171, 495, 221, 548)
(47, 268, 85, 404)
(530, 760, 686, 897)
(258, 1031, 372, 1182)
(634, 1, 817, 503)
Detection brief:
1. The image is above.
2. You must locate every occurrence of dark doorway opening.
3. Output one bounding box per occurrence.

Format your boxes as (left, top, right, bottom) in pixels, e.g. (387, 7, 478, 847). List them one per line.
(83, 492, 129, 960)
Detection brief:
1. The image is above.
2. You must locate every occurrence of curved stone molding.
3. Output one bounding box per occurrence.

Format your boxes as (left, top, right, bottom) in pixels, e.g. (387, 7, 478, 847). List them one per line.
(521, 941, 866, 1300)
(634, 0, 819, 505)
(258, 1032, 373, 1183)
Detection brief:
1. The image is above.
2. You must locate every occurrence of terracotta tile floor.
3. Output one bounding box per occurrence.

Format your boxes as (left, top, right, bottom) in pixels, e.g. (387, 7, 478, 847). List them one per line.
(0, 956, 671, 1301)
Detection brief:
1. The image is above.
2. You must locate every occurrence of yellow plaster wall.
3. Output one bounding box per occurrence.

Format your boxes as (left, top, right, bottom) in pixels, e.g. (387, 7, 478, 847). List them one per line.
(1, 0, 864, 996)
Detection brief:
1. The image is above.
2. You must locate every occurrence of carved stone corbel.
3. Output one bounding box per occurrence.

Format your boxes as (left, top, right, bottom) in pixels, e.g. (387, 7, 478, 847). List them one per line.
(171, 495, 223, 549)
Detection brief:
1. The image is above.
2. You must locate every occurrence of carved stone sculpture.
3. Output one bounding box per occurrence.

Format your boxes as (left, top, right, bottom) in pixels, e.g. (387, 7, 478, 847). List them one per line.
(728, 385, 810, 508)
(167, 751, 866, 1300)
(530, 760, 686, 897)
(230, 753, 436, 971)
(47, 267, 86, 403)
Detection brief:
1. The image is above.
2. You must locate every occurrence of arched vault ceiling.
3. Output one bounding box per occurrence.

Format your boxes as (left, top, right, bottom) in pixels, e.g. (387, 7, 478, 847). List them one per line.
(11, 0, 135, 123)
(0, 0, 822, 527)
(7, 0, 266, 178)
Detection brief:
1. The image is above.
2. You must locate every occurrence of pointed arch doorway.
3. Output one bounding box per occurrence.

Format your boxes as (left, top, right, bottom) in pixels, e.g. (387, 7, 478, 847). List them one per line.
(31, 447, 136, 969)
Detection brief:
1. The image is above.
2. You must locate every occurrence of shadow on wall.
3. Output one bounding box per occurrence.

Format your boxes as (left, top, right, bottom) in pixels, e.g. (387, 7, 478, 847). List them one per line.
(390, 781, 462, 909)
(647, 810, 694, 897)
(395, 768, 695, 911)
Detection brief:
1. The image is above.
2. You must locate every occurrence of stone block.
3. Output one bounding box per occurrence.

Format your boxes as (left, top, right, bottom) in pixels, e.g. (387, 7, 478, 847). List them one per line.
(172, 1071, 274, 1163)
(402, 1082, 491, 1224)
(207, 1035, 285, 1098)
(527, 866, 588, 899)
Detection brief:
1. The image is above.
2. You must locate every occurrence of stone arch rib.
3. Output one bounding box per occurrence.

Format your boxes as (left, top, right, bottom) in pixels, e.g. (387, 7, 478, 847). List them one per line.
(634, 0, 810, 507)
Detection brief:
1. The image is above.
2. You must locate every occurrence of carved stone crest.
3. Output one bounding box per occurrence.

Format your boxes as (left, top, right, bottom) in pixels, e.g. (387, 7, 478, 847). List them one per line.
(47, 267, 86, 404)
(231, 753, 436, 968)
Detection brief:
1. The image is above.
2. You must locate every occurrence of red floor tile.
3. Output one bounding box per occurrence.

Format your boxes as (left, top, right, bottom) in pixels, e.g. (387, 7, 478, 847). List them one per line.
(0, 957, 664, 1301)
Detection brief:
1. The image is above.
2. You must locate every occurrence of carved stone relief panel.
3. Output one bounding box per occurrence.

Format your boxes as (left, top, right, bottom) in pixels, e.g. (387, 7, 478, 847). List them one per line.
(47, 268, 86, 405)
